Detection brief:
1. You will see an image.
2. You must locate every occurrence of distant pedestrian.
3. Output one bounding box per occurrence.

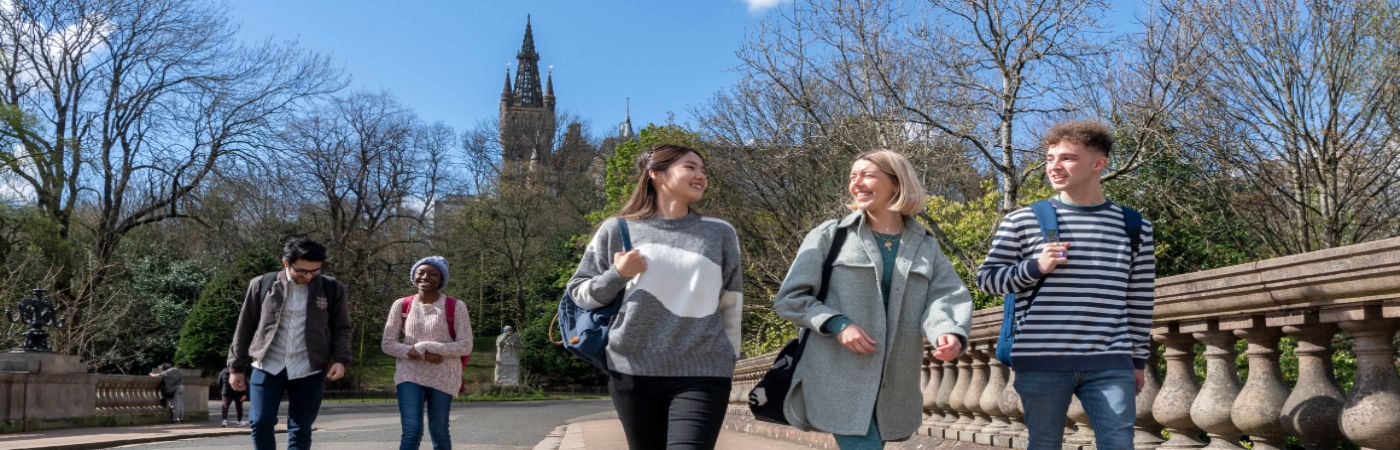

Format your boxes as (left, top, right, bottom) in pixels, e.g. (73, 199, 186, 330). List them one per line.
(218, 367, 248, 427)
(227, 238, 353, 450)
(151, 363, 184, 423)
(383, 255, 473, 450)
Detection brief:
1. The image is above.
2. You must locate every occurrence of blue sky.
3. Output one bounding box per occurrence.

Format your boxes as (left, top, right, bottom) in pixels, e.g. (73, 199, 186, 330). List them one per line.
(226, 1, 1142, 139)
(227, 0, 761, 138)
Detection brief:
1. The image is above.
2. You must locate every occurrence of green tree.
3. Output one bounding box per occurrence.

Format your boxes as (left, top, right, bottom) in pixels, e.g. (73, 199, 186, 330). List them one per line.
(598, 123, 709, 220)
(174, 249, 281, 373)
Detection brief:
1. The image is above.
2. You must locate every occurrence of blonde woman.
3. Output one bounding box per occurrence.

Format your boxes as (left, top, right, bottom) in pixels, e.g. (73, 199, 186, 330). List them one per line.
(566, 144, 743, 450)
(775, 150, 972, 449)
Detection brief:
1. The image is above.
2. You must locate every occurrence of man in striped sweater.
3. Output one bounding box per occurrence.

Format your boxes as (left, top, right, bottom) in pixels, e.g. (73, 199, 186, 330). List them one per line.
(976, 120, 1155, 450)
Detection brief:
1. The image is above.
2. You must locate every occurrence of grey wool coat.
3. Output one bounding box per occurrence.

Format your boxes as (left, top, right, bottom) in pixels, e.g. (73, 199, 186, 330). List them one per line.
(774, 212, 973, 440)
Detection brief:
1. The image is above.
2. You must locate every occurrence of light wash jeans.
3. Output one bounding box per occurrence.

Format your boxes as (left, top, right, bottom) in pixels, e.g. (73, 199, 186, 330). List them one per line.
(397, 382, 453, 450)
(1014, 370, 1136, 450)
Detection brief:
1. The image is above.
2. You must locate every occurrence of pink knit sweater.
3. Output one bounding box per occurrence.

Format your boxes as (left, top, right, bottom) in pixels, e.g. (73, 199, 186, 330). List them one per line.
(381, 296, 473, 396)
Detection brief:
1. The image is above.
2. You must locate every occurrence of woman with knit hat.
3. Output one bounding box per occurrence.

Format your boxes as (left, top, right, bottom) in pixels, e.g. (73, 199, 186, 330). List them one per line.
(382, 255, 472, 450)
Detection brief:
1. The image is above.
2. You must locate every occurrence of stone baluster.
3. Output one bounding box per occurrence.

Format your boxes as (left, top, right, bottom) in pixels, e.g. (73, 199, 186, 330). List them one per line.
(922, 350, 938, 421)
(948, 353, 974, 432)
(1223, 315, 1289, 450)
(1153, 325, 1205, 449)
(1066, 396, 1096, 446)
(1135, 340, 1166, 450)
(959, 345, 991, 441)
(1273, 310, 1345, 450)
(935, 359, 960, 433)
(998, 369, 1027, 447)
(922, 348, 943, 435)
(979, 350, 1010, 442)
(1329, 305, 1400, 450)
(1186, 319, 1244, 450)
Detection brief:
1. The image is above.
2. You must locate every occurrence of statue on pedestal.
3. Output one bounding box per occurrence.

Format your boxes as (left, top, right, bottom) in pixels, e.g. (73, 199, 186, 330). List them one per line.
(495, 326, 521, 386)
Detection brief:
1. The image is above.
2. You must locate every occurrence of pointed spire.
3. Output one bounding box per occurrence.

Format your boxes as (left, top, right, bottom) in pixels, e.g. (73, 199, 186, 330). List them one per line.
(545, 67, 554, 97)
(520, 15, 537, 58)
(619, 98, 635, 139)
(512, 16, 544, 108)
(502, 67, 512, 94)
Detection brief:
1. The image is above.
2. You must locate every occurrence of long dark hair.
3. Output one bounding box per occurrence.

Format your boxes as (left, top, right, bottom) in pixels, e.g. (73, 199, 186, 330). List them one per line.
(616, 144, 704, 220)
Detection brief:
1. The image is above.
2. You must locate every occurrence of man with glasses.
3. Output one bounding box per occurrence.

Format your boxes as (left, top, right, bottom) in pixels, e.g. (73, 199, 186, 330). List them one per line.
(227, 238, 352, 450)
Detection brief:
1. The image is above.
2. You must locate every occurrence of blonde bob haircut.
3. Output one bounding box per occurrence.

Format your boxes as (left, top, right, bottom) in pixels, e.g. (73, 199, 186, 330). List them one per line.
(847, 149, 926, 216)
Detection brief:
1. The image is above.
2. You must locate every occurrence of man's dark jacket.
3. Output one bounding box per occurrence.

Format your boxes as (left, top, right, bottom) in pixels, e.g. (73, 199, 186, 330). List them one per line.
(226, 271, 352, 373)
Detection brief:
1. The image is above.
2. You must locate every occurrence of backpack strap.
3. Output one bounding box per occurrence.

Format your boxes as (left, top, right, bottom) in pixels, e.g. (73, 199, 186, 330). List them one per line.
(256, 271, 278, 303)
(816, 226, 849, 303)
(1007, 200, 1059, 326)
(617, 218, 633, 251)
(1028, 200, 1060, 242)
(445, 296, 457, 341)
(797, 224, 850, 344)
(400, 296, 414, 339)
(1121, 206, 1143, 258)
(324, 277, 342, 309)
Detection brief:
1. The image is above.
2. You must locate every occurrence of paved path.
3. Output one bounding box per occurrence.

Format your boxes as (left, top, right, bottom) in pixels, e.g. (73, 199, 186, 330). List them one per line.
(569, 419, 814, 450)
(115, 399, 616, 449)
(4, 399, 818, 450)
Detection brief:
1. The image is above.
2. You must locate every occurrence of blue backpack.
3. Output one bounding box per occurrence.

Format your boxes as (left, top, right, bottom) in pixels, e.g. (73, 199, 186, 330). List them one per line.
(554, 218, 633, 371)
(995, 200, 1141, 367)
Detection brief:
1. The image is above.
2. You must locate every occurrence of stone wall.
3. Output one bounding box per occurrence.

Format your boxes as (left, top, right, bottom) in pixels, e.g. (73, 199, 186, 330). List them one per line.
(729, 236, 1400, 450)
(0, 354, 212, 433)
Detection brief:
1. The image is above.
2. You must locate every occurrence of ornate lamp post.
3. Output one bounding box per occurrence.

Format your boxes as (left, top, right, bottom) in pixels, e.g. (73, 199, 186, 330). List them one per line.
(5, 289, 64, 353)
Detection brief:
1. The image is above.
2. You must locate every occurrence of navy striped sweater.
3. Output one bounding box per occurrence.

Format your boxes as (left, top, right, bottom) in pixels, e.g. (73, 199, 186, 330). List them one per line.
(975, 198, 1155, 371)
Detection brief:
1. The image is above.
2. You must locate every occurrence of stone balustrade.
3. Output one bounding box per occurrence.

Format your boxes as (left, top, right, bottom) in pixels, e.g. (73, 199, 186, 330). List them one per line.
(0, 354, 211, 432)
(95, 376, 168, 416)
(728, 236, 1400, 450)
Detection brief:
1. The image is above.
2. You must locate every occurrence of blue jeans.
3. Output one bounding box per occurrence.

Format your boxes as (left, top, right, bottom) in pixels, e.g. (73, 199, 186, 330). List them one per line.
(1014, 370, 1136, 450)
(833, 415, 883, 449)
(249, 368, 326, 450)
(397, 382, 453, 450)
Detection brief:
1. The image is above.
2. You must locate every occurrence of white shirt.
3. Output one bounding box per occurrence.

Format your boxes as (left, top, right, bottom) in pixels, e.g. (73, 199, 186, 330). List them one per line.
(253, 270, 321, 380)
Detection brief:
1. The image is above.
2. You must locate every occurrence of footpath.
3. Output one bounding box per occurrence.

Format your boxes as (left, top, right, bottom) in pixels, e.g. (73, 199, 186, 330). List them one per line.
(0, 423, 287, 450)
(533, 411, 814, 450)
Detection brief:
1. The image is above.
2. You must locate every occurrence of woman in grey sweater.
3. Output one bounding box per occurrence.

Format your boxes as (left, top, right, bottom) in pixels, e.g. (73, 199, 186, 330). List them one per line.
(775, 150, 972, 449)
(566, 144, 742, 450)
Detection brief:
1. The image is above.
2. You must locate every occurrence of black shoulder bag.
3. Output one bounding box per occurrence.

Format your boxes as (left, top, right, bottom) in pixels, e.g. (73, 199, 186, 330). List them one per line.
(748, 225, 849, 425)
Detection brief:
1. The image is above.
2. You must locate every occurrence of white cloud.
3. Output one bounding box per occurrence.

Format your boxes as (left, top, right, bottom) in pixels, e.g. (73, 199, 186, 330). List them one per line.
(744, 0, 789, 13)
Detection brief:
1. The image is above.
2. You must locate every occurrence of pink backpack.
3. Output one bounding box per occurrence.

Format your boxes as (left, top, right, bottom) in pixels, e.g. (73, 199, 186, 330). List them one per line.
(401, 296, 469, 394)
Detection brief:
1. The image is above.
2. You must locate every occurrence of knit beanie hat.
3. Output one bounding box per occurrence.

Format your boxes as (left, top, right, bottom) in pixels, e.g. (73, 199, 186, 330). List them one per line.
(410, 256, 449, 289)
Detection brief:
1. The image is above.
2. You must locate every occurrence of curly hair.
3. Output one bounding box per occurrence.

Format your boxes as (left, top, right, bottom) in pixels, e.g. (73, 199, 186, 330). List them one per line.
(1041, 120, 1114, 157)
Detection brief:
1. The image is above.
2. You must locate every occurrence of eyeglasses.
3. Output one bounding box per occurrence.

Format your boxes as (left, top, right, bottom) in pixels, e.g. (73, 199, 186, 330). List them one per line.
(288, 266, 322, 277)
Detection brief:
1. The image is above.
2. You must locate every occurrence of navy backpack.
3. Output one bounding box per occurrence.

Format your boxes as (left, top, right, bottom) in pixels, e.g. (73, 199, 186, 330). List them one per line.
(995, 200, 1141, 367)
(554, 218, 632, 371)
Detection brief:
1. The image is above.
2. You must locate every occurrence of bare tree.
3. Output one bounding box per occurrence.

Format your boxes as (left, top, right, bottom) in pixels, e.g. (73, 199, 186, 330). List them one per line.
(1167, 0, 1400, 254)
(448, 112, 600, 329)
(0, 0, 342, 357)
(739, 0, 1116, 212)
(276, 91, 448, 364)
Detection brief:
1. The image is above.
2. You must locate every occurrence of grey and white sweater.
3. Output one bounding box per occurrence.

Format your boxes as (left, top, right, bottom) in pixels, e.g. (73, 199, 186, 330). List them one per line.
(567, 213, 743, 377)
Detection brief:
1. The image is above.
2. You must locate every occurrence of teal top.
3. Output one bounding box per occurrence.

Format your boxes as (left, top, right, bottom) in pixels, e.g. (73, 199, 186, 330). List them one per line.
(872, 230, 901, 304)
(821, 229, 901, 335)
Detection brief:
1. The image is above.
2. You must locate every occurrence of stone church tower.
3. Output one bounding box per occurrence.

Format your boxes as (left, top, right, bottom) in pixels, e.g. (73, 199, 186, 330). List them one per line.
(499, 16, 556, 169)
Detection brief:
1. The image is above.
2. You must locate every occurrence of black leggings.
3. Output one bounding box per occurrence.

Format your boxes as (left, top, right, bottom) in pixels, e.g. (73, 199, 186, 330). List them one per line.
(608, 373, 732, 450)
(221, 395, 244, 422)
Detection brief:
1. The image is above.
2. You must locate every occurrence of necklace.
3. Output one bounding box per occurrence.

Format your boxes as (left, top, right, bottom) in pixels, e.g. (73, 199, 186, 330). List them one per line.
(872, 231, 899, 251)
